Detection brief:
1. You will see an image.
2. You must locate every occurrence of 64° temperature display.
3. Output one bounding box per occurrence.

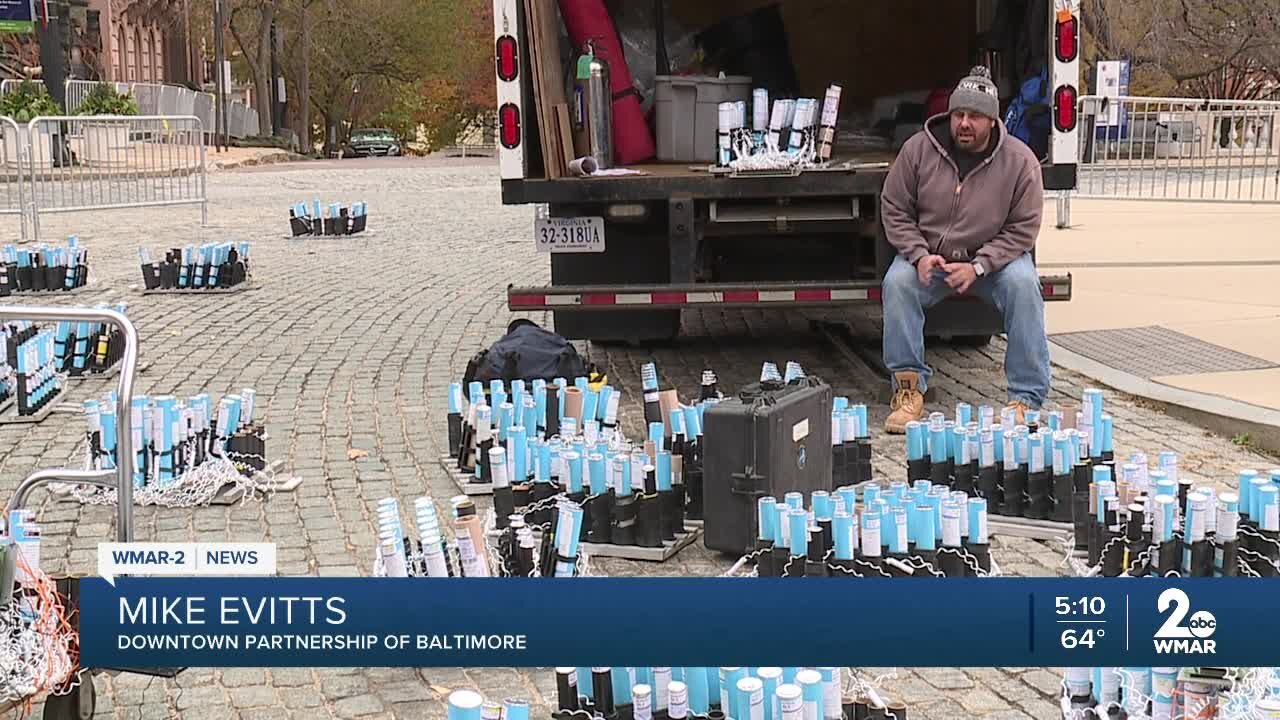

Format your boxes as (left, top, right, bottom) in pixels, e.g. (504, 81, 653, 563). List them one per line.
(1055, 595, 1122, 652)
(1061, 627, 1106, 649)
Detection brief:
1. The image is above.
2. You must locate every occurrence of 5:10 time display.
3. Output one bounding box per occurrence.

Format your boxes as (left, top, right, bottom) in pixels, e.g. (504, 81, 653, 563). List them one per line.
(1055, 596, 1112, 651)
(1056, 596, 1106, 616)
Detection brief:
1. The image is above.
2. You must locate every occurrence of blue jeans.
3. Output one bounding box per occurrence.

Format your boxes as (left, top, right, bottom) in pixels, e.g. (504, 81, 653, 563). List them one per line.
(881, 252, 1050, 407)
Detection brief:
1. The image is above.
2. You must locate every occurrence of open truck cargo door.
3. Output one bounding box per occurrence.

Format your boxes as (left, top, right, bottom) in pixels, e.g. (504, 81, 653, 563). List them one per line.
(494, 0, 1078, 343)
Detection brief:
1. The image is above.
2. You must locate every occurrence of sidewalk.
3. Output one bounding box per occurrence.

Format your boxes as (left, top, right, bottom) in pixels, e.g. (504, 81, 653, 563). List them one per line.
(206, 145, 303, 171)
(1038, 198, 1280, 448)
(0, 145, 300, 182)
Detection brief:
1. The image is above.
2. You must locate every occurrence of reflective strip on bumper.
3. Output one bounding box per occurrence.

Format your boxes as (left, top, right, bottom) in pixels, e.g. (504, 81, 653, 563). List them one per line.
(508, 275, 1070, 309)
(757, 290, 795, 302)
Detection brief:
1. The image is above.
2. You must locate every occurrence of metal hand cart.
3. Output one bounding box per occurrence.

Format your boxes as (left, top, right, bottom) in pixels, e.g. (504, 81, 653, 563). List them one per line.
(0, 304, 156, 720)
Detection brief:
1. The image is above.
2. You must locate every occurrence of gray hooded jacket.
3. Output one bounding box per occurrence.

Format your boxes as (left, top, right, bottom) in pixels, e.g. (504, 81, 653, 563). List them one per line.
(881, 114, 1044, 274)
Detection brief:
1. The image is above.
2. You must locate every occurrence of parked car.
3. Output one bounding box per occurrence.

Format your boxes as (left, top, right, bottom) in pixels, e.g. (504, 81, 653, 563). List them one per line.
(342, 128, 402, 158)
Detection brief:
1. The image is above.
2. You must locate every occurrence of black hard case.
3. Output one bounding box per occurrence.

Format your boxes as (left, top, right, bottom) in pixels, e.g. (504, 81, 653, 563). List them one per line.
(701, 378, 833, 554)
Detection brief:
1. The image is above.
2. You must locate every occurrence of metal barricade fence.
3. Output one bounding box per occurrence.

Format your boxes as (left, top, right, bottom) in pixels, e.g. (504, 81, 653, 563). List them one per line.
(173, 87, 196, 117)
(6, 79, 113, 111)
(63, 79, 99, 113)
(0, 117, 28, 241)
(23, 115, 207, 242)
(4, 80, 262, 145)
(132, 82, 162, 115)
(238, 102, 252, 138)
(11, 79, 173, 115)
(1, 304, 140, 541)
(228, 101, 248, 139)
(245, 106, 260, 137)
(193, 92, 215, 141)
(1075, 94, 1280, 203)
(158, 84, 180, 116)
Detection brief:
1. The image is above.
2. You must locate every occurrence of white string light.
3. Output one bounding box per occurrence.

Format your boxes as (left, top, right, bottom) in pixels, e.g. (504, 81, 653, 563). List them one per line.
(0, 562, 79, 704)
(68, 454, 282, 508)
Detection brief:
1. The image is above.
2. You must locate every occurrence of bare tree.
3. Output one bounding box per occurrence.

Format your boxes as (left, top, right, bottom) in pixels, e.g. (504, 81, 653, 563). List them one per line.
(227, 0, 278, 135)
(1079, 0, 1164, 92)
(1080, 0, 1278, 98)
(305, 1, 407, 154)
(1149, 0, 1280, 98)
(279, 0, 333, 152)
(276, 0, 444, 154)
(0, 34, 40, 80)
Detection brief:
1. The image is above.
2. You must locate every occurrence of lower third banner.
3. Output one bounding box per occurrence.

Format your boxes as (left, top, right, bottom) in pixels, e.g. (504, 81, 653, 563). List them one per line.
(79, 578, 1276, 667)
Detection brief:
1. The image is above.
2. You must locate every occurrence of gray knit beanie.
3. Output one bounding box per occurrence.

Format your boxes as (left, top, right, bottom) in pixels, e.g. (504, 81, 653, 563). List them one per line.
(949, 65, 1000, 119)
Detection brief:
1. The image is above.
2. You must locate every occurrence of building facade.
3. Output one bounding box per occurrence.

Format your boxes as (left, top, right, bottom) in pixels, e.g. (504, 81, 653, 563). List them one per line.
(79, 0, 200, 86)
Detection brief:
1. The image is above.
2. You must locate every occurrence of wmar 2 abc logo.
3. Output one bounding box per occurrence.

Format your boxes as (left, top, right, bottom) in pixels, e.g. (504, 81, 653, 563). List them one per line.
(1153, 588, 1217, 654)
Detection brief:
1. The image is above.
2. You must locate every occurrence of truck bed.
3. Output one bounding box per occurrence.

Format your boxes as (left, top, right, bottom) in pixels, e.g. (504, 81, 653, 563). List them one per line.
(501, 152, 899, 205)
(606, 150, 899, 178)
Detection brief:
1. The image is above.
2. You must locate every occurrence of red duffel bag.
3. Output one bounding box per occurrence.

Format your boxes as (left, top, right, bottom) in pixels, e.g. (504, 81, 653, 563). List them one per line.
(557, 0, 656, 164)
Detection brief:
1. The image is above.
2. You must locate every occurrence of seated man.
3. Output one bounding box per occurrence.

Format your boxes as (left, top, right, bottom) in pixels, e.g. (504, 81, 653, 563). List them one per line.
(879, 66, 1050, 433)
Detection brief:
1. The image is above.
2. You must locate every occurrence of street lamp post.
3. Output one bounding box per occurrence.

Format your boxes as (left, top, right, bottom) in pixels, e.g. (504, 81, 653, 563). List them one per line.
(270, 20, 285, 137)
(213, 0, 227, 151)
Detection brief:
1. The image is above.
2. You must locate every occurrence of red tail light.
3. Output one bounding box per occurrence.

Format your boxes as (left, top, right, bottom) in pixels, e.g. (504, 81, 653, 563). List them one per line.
(496, 35, 518, 82)
(499, 103, 521, 148)
(1055, 18, 1078, 62)
(1054, 85, 1078, 132)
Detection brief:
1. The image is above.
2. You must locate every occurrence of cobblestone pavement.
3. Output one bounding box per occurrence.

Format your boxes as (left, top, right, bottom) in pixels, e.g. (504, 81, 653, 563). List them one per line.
(3, 157, 1273, 719)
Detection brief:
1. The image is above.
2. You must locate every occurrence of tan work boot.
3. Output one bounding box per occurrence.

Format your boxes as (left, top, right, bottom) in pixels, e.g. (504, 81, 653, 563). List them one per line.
(1005, 400, 1031, 426)
(884, 371, 926, 434)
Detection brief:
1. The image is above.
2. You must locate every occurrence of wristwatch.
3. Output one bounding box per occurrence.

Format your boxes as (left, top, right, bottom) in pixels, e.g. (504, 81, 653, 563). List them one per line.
(972, 261, 986, 278)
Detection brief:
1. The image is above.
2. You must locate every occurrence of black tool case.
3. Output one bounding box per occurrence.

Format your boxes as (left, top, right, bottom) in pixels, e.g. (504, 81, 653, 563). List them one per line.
(702, 377, 833, 554)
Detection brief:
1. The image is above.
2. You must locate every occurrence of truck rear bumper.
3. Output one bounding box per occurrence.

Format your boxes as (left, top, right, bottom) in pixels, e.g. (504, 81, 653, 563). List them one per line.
(508, 274, 1072, 310)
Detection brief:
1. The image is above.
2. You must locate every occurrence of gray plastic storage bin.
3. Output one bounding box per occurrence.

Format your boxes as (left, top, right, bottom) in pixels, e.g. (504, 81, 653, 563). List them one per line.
(654, 74, 752, 163)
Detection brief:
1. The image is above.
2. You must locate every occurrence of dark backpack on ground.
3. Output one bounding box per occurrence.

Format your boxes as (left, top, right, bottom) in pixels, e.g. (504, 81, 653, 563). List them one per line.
(462, 319, 588, 389)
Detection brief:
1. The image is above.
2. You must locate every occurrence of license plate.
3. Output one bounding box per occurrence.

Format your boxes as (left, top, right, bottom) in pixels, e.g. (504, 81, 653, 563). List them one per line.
(535, 216, 605, 253)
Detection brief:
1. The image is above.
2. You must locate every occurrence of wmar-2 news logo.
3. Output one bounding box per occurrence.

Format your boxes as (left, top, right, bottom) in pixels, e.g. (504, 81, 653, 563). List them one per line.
(1154, 588, 1217, 654)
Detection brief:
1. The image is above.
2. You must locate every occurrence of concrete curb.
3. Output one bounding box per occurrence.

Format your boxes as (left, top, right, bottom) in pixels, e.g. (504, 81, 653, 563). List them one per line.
(1049, 341, 1280, 454)
(209, 150, 307, 172)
